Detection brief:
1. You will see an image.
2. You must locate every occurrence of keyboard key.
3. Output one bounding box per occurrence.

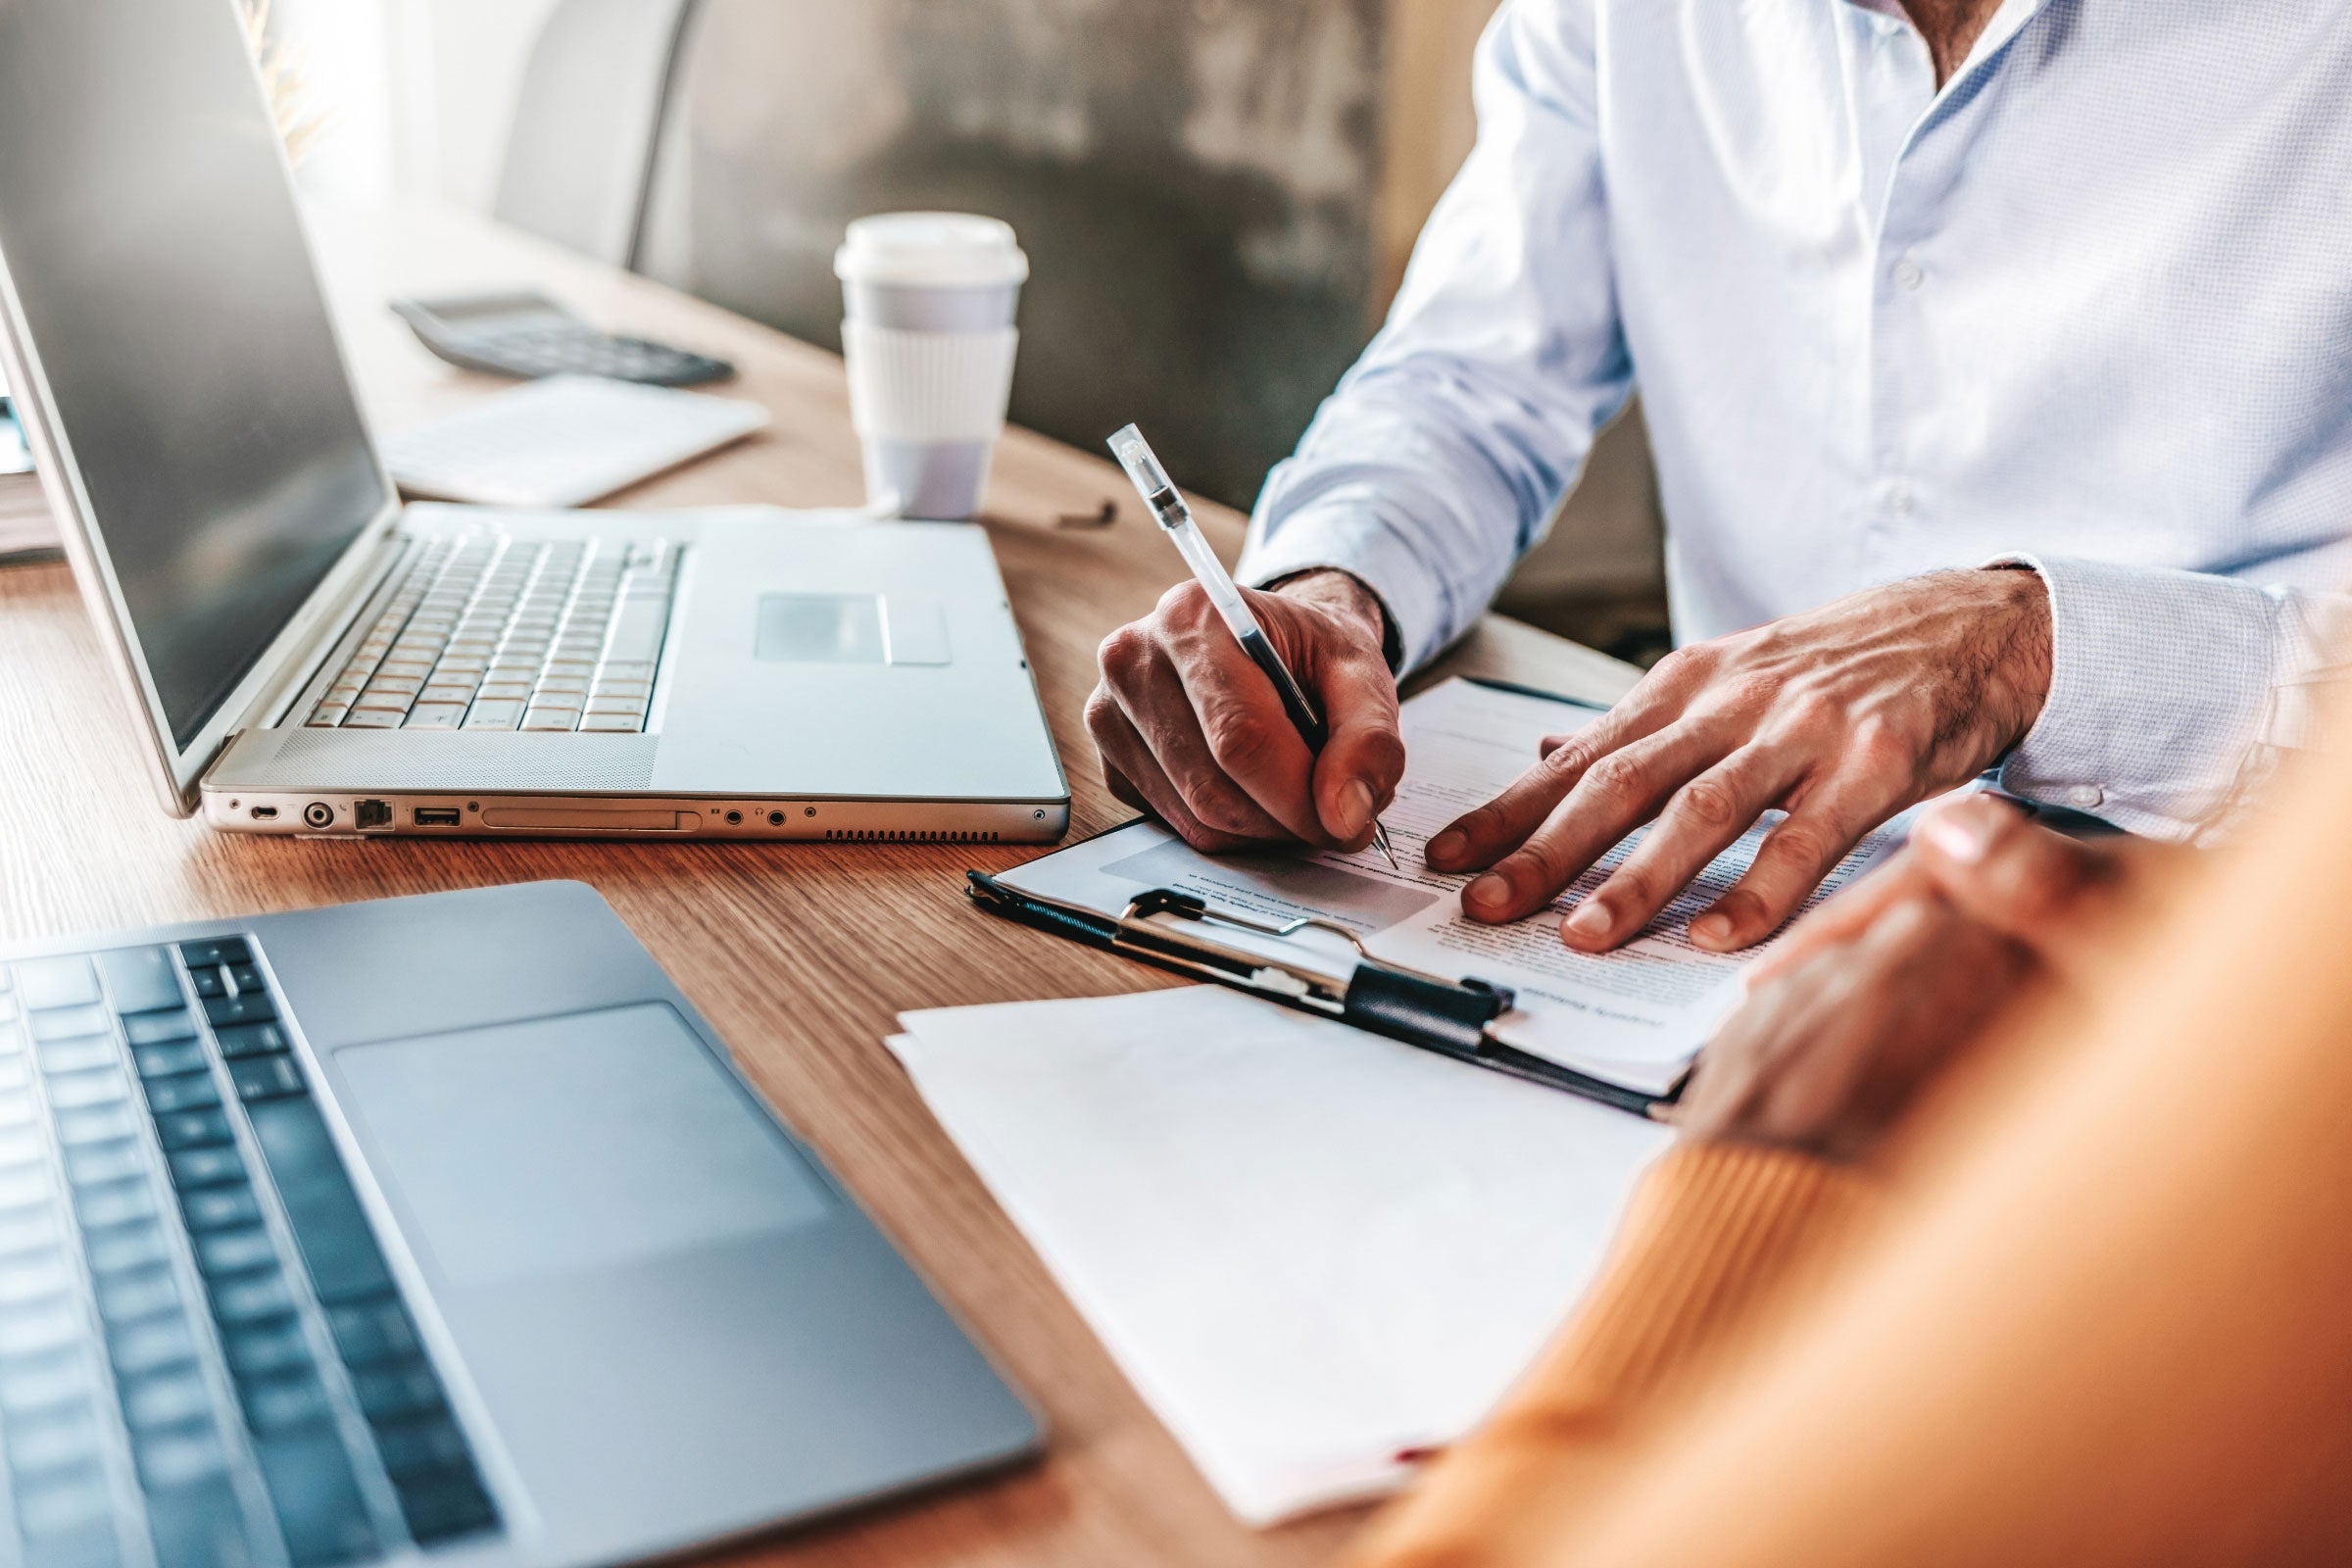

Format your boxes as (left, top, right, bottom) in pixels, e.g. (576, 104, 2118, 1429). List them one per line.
(120, 1366, 213, 1431)
(15, 1470, 121, 1568)
(461, 700, 525, 729)
(351, 1360, 442, 1422)
(54, 1102, 137, 1146)
(325, 1298, 416, 1367)
(202, 994, 276, 1029)
(246, 1100, 391, 1302)
(578, 714, 643, 732)
(341, 710, 401, 729)
(135, 1041, 208, 1079)
(185, 969, 226, 1001)
(107, 1313, 198, 1377)
(176, 940, 252, 969)
(62, 1139, 147, 1190)
(223, 963, 263, 995)
(370, 1413, 470, 1480)
(0, 1201, 60, 1256)
(170, 1147, 246, 1191)
(124, 1011, 199, 1047)
(144, 1071, 221, 1115)
(178, 1184, 262, 1234)
(143, 1472, 250, 1568)
(17, 957, 102, 1011)
(215, 1021, 288, 1059)
(31, 1004, 114, 1042)
(82, 1219, 171, 1276)
(0, 1157, 52, 1208)
(208, 1269, 295, 1326)
(229, 1055, 305, 1102)
(0, 1298, 83, 1357)
(242, 1371, 332, 1435)
(93, 1266, 179, 1325)
(95, 948, 182, 1015)
(0, 1250, 73, 1305)
(74, 1179, 158, 1230)
(6, 1399, 107, 1472)
(48, 1068, 130, 1109)
(39, 1036, 120, 1076)
(254, 1426, 378, 1567)
(394, 1468, 499, 1544)
(222, 1318, 312, 1380)
(136, 1426, 231, 1491)
(519, 708, 579, 732)
(0, 1347, 95, 1414)
(155, 1108, 233, 1152)
(193, 1226, 276, 1278)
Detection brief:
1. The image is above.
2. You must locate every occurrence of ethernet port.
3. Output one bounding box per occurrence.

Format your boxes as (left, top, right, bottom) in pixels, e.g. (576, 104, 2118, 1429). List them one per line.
(354, 799, 393, 831)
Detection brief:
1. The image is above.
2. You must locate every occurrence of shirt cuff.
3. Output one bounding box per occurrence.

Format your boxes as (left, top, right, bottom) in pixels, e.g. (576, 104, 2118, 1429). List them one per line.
(1991, 554, 2278, 840)
(1239, 497, 1460, 673)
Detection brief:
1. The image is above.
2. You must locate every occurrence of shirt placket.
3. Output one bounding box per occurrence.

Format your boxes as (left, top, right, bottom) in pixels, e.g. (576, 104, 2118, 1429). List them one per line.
(1850, 6, 1939, 565)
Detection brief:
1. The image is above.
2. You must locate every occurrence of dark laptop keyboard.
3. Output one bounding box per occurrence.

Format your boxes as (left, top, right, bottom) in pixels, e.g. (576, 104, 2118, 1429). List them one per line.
(0, 940, 499, 1568)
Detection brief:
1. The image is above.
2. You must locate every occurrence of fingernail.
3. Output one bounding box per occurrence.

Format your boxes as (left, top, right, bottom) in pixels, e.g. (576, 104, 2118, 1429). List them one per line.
(1564, 901, 1611, 941)
(1332, 779, 1374, 839)
(1464, 872, 1510, 914)
(1922, 804, 1998, 864)
(1427, 828, 1466, 863)
(1690, 911, 1734, 947)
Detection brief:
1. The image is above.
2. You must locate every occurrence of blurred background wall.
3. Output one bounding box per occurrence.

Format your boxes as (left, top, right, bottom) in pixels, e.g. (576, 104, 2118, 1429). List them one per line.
(270, 0, 1669, 663)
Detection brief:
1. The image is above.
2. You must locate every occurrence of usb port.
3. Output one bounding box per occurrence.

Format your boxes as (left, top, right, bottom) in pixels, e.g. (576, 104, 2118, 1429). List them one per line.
(414, 808, 462, 827)
(248, 806, 278, 820)
(354, 799, 393, 831)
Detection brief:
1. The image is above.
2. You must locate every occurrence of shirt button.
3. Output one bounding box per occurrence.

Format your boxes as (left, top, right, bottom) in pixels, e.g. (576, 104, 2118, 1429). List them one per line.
(1892, 257, 1926, 291)
(2066, 785, 2104, 810)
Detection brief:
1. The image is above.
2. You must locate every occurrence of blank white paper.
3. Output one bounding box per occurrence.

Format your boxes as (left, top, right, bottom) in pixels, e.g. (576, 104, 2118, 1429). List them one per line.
(890, 985, 1672, 1525)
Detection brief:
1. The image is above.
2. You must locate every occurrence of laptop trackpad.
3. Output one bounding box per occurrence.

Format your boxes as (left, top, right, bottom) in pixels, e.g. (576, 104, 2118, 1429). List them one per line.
(333, 1004, 832, 1290)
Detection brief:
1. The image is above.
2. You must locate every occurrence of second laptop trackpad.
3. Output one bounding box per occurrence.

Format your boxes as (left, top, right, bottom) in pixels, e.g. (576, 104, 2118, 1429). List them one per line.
(333, 1004, 832, 1290)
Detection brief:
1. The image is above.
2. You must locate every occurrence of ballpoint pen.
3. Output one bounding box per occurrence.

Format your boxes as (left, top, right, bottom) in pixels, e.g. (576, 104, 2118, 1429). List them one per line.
(1108, 422, 1401, 870)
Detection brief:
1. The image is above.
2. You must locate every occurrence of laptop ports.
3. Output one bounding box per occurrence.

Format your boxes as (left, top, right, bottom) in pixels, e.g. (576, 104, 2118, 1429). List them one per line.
(414, 808, 462, 827)
(248, 806, 278, 821)
(354, 799, 393, 831)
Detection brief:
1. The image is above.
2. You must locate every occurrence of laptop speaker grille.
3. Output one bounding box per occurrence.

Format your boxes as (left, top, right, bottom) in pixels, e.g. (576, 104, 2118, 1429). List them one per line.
(825, 828, 1001, 844)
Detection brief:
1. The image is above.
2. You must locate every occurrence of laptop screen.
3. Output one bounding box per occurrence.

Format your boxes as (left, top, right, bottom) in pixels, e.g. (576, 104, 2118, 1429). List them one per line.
(0, 0, 392, 748)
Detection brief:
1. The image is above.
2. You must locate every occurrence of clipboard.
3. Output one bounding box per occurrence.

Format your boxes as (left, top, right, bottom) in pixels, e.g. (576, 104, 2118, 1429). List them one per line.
(963, 870, 1676, 1119)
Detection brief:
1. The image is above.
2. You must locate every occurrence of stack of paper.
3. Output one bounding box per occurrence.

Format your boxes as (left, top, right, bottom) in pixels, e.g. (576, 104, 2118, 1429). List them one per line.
(890, 986, 1672, 1525)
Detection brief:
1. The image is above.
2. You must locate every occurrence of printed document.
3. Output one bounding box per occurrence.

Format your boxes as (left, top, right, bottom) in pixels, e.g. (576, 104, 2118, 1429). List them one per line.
(1000, 677, 1901, 1093)
(889, 987, 1672, 1525)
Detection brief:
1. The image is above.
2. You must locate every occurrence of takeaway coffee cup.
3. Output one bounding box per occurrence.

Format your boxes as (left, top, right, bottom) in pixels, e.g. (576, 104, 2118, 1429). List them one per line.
(834, 213, 1027, 520)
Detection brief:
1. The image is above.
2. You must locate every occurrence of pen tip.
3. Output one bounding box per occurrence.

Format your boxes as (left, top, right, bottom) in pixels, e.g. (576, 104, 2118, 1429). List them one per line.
(1373, 821, 1400, 871)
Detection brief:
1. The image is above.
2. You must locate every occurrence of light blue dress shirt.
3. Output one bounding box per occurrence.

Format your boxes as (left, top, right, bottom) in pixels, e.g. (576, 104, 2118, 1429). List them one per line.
(1240, 0, 2352, 840)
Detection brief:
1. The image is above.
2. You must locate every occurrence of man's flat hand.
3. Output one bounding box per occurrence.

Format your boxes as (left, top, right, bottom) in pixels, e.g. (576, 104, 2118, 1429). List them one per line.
(1424, 568, 2053, 952)
(1085, 568, 1404, 855)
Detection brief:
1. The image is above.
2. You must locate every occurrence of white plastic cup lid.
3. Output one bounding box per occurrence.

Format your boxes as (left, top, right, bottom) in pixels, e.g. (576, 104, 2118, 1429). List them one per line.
(834, 212, 1029, 289)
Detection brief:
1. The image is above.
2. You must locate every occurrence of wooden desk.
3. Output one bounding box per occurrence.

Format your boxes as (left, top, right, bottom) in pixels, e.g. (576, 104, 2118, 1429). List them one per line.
(0, 201, 1640, 1567)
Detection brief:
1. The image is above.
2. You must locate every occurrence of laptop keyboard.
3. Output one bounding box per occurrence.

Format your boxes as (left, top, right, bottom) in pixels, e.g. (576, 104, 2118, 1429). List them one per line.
(304, 533, 678, 734)
(0, 941, 499, 1568)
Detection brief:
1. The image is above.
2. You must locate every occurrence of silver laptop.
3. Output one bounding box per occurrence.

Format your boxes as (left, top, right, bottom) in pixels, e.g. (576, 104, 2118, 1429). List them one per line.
(0, 880, 1043, 1568)
(0, 0, 1068, 845)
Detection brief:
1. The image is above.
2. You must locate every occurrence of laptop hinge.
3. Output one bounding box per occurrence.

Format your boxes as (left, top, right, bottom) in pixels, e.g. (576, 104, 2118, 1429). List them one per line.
(228, 528, 414, 738)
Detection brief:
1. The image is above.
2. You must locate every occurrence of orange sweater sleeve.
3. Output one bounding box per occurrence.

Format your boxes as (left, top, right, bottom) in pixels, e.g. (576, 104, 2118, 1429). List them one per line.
(1344, 1141, 1883, 1568)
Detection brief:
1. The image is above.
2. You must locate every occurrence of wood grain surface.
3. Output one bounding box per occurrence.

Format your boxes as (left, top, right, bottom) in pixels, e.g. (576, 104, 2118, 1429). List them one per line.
(0, 200, 1641, 1568)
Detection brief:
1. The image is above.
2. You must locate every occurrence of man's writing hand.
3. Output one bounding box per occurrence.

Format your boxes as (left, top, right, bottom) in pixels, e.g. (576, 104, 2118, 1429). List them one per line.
(1425, 568, 2053, 951)
(1085, 568, 1404, 854)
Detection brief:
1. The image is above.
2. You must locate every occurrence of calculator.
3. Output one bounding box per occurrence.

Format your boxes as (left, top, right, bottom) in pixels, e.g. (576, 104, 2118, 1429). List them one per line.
(390, 290, 734, 386)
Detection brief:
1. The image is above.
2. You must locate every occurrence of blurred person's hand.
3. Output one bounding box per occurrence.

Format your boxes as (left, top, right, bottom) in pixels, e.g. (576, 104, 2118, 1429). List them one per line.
(1087, 568, 1405, 855)
(1676, 794, 2186, 1157)
(1424, 569, 2052, 954)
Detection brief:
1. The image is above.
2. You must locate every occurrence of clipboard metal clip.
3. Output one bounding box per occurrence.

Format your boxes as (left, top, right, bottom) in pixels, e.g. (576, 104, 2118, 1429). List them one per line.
(966, 871, 1673, 1118)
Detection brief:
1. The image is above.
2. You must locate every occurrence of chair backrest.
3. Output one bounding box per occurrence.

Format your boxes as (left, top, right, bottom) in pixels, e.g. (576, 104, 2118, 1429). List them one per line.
(493, 0, 699, 270)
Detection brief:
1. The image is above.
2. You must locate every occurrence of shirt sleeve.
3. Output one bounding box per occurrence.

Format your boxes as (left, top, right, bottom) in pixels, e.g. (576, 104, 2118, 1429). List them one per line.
(1994, 554, 2352, 841)
(1237, 0, 1632, 673)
